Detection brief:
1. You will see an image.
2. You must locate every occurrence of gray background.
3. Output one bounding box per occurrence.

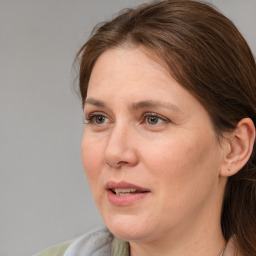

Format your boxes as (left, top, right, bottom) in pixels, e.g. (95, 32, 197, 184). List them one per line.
(1, 1, 256, 256)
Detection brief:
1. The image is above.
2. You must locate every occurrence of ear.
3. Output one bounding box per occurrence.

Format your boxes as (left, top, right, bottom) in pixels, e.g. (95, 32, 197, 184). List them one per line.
(220, 118, 255, 177)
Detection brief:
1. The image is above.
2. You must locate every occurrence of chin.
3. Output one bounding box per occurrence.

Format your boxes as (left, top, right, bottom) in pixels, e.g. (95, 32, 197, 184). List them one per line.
(102, 212, 155, 242)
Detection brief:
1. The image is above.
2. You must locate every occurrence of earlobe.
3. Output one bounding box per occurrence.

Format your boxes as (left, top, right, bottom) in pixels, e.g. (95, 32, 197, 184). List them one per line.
(220, 118, 255, 177)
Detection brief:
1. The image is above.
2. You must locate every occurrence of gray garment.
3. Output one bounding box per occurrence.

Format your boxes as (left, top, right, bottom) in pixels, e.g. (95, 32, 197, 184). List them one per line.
(64, 227, 113, 256)
(34, 226, 129, 256)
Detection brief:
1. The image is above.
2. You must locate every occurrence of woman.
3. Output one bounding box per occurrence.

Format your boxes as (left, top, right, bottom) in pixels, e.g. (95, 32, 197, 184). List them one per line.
(36, 0, 256, 255)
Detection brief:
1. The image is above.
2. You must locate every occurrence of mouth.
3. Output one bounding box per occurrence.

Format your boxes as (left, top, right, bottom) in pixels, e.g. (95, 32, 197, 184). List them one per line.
(110, 188, 149, 196)
(105, 181, 150, 206)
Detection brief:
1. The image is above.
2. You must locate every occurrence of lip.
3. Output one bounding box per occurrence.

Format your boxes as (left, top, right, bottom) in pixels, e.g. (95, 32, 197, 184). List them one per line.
(105, 181, 150, 191)
(105, 181, 151, 206)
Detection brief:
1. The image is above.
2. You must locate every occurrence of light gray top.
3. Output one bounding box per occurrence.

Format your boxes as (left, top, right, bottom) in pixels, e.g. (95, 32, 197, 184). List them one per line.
(64, 227, 114, 256)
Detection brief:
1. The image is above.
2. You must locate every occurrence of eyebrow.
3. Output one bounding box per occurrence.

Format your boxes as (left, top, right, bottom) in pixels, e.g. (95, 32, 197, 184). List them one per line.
(132, 100, 183, 113)
(84, 98, 182, 114)
(84, 98, 107, 108)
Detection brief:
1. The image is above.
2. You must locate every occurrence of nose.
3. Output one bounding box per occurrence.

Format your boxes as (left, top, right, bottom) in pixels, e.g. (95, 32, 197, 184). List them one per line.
(103, 124, 138, 169)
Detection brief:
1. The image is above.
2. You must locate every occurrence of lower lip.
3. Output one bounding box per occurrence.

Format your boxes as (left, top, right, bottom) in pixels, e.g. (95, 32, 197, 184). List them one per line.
(107, 190, 150, 206)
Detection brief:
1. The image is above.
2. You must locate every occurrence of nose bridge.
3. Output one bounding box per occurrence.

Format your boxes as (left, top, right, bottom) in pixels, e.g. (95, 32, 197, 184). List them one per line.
(103, 121, 137, 168)
(110, 120, 128, 143)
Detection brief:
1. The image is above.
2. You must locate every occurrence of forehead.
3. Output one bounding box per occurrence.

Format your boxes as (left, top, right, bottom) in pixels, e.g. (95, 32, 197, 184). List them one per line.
(88, 47, 176, 94)
(89, 47, 212, 118)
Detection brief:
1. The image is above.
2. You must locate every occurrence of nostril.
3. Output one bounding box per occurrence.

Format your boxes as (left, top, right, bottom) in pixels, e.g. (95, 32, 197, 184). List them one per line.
(117, 161, 129, 165)
(103, 160, 130, 168)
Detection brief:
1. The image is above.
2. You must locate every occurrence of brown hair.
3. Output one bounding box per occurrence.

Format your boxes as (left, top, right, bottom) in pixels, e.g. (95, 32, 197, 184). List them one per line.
(76, 1, 256, 255)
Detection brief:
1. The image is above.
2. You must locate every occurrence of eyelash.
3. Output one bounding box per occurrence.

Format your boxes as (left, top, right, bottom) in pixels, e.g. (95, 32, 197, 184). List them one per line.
(142, 112, 168, 125)
(84, 112, 108, 125)
(84, 112, 169, 126)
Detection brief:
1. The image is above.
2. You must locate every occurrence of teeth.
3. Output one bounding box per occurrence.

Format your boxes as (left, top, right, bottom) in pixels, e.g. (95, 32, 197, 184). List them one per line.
(113, 188, 139, 196)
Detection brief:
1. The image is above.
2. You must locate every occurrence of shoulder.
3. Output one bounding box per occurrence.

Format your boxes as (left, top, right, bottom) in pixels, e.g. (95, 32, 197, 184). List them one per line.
(34, 226, 113, 256)
(34, 240, 73, 256)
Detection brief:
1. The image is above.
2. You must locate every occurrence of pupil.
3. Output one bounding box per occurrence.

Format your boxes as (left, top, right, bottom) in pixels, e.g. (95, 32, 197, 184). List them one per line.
(96, 116, 105, 124)
(148, 116, 158, 124)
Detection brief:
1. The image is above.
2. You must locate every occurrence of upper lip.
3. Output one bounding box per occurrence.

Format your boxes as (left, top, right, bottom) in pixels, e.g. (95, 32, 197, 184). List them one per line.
(105, 181, 150, 192)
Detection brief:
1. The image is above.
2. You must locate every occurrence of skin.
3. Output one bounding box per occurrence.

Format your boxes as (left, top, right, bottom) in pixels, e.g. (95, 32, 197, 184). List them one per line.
(81, 47, 229, 256)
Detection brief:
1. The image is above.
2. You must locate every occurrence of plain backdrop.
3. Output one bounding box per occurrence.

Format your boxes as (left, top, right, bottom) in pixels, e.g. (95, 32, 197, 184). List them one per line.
(1, 1, 256, 256)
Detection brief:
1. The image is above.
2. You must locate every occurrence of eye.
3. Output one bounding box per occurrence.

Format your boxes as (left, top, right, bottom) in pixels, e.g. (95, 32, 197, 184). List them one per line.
(94, 115, 106, 124)
(85, 113, 109, 125)
(143, 113, 168, 125)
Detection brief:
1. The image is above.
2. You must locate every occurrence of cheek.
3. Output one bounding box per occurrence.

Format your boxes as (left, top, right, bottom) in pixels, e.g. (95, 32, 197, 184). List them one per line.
(81, 133, 103, 189)
(143, 135, 219, 196)
(142, 138, 191, 176)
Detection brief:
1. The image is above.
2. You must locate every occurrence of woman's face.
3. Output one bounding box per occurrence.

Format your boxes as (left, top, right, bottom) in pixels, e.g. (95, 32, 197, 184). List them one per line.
(82, 47, 226, 243)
